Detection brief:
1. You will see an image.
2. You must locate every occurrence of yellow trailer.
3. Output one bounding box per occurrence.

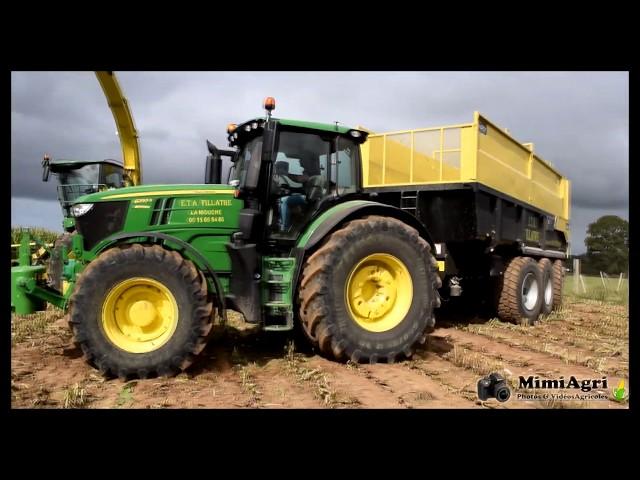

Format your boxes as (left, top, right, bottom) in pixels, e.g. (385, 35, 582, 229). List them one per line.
(361, 112, 570, 237)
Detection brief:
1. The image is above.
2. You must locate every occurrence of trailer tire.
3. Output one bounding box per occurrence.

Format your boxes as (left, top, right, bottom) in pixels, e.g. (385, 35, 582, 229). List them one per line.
(551, 260, 565, 310)
(298, 215, 440, 364)
(497, 256, 543, 326)
(538, 258, 554, 315)
(68, 244, 213, 379)
(47, 233, 73, 291)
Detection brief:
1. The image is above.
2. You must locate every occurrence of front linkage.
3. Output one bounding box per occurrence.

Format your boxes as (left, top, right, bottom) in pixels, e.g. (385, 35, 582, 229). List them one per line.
(11, 231, 84, 314)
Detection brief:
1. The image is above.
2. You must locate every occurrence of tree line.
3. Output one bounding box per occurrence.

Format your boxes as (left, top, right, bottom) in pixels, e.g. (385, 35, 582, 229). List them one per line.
(572, 215, 628, 276)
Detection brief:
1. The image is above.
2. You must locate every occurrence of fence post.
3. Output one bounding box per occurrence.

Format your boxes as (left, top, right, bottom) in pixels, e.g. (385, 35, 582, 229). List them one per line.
(600, 272, 608, 292)
(573, 258, 580, 294)
(580, 275, 587, 294)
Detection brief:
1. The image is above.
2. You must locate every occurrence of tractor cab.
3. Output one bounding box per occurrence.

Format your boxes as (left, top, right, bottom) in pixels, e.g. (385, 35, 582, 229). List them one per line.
(42, 157, 127, 222)
(224, 98, 369, 244)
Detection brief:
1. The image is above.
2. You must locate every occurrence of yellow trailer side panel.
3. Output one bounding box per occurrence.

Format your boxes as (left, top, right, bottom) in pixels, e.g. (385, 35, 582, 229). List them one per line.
(361, 112, 570, 233)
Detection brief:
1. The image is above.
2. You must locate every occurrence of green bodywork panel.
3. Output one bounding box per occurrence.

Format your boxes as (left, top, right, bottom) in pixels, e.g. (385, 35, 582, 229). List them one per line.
(62, 217, 75, 230)
(73, 183, 236, 203)
(75, 184, 242, 296)
(296, 200, 380, 248)
(278, 118, 354, 135)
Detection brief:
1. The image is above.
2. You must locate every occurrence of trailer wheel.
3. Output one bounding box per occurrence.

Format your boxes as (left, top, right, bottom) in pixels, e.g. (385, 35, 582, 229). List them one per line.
(47, 233, 73, 291)
(551, 260, 565, 310)
(538, 258, 554, 315)
(68, 244, 213, 379)
(298, 215, 441, 364)
(497, 256, 543, 326)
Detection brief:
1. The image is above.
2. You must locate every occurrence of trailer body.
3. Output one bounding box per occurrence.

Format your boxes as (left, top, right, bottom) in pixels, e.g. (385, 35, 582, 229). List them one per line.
(360, 112, 570, 277)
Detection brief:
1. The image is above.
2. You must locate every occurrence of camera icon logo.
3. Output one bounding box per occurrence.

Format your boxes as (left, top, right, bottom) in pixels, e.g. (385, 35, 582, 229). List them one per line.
(477, 373, 511, 402)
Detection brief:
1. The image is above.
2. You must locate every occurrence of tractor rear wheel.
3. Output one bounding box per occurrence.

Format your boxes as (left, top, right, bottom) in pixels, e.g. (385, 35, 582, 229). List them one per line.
(497, 256, 543, 326)
(551, 260, 565, 310)
(68, 244, 213, 379)
(298, 215, 441, 364)
(538, 258, 554, 315)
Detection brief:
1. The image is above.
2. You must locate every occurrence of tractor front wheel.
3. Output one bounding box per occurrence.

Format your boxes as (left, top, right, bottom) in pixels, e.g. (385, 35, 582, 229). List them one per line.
(68, 244, 213, 379)
(298, 215, 441, 364)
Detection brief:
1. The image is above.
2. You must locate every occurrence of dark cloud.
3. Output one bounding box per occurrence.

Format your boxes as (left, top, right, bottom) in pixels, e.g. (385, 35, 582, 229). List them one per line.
(11, 71, 628, 253)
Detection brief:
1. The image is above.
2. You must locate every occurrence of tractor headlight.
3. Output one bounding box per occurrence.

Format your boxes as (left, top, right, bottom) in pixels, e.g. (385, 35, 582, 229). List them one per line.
(70, 203, 94, 217)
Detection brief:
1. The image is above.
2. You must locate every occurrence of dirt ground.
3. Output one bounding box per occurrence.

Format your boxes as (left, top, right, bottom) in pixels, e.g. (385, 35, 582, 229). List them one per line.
(11, 297, 629, 409)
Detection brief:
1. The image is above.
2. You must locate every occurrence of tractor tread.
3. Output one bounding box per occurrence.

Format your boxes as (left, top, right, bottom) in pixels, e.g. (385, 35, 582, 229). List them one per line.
(68, 244, 213, 379)
(298, 215, 440, 363)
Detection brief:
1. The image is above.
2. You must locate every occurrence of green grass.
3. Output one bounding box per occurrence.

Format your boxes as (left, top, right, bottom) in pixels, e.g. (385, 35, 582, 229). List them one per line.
(564, 274, 628, 305)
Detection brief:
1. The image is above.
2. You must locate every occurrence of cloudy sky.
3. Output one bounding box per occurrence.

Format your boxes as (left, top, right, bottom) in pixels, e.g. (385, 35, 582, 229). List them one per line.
(11, 71, 628, 254)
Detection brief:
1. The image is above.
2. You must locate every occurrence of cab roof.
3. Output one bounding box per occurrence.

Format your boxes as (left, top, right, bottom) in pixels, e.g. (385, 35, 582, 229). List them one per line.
(49, 158, 123, 168)
(230, 117, 368, 146)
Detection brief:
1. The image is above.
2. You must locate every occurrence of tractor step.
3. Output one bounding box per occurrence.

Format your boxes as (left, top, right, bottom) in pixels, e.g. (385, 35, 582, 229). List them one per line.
(264, 312, 294, 331)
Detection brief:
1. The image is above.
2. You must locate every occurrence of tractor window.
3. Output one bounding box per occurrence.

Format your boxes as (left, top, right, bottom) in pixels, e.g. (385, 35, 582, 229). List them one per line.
(330, 137, 358, 195)
(270, 131, 331, 236)
(101, 164, 125, 188)
(56, 164, 103, 210)
(230, 136, 262, 186)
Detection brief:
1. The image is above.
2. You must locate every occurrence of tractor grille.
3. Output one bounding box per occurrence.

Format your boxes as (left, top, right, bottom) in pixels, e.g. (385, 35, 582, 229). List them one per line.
(149, 198, 175, 225)
(75, 201, 129, 250)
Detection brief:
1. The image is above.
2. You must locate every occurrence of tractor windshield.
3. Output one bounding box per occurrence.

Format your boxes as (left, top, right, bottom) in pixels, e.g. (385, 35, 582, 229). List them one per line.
(55, 164, 104, 214)
(57, 163, 101, 186)
(229, 136, 262, 186)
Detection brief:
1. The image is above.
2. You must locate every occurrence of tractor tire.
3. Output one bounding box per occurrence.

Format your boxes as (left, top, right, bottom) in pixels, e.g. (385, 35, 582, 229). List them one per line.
(551, 260, 565, 310)
(497, 256, 543, 326)
(68, 244, 213, 379)
(538, 258, 554, 315)
(298, 215, 441, 364)
(47, 232, 73, 291)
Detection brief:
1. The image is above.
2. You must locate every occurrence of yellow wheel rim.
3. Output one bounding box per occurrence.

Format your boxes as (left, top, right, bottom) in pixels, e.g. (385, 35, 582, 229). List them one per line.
(101, 277, 179, 353)
(345, 253, 413, 333)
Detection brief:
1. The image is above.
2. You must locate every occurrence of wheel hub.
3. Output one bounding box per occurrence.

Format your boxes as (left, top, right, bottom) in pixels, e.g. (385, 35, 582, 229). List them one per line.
(521, 272, 539, 311)
(102, 277, 179, 353)
(346, 253, 413, 332)
(128, 300, 157, 327)
(545, 278, 553, 305)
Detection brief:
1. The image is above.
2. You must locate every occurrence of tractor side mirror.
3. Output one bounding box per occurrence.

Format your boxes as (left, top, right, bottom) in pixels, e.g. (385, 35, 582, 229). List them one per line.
(205, 140, 222, 184)
(42, 154, 50, 182)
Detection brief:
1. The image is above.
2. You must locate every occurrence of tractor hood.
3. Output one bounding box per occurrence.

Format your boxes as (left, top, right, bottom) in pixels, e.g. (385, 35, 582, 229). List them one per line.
(71, 183, 242, 253)
(73, 184, 237, 204)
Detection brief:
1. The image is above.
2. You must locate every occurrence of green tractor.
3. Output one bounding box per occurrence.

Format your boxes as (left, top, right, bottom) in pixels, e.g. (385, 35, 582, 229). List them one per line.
(11, 98, 442, 378)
